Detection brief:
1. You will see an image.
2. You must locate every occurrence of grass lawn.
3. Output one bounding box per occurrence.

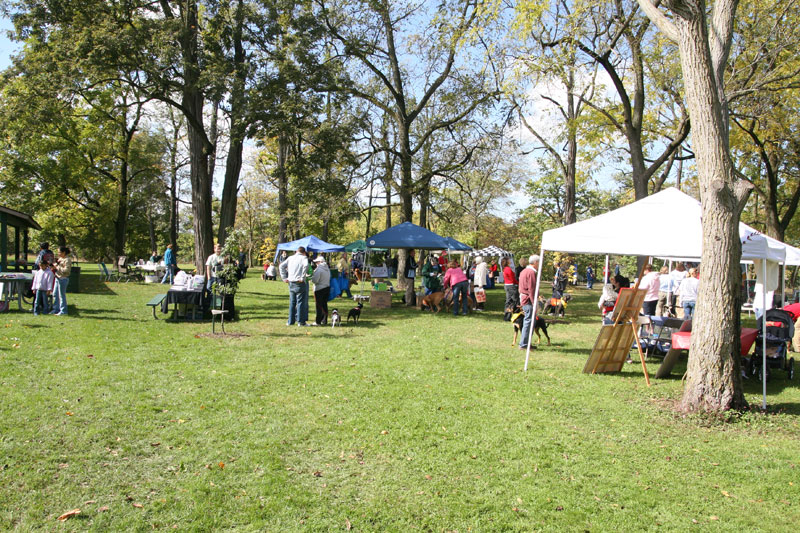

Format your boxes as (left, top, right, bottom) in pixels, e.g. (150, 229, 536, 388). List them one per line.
(1, 266, 798, 531)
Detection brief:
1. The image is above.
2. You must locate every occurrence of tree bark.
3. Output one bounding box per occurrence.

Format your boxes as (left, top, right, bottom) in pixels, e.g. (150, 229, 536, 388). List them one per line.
(276, 135, 289, 244)
(665, 2, 749, 412)
(217, 0, 247, 245)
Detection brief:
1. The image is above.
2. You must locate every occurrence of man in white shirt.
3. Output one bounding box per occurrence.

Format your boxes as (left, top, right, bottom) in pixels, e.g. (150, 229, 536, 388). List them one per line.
(279, 246, 310, 326)
(678, 267, 700, 319)
(205, 243, 224, 290)
(669, 263, 686, 316)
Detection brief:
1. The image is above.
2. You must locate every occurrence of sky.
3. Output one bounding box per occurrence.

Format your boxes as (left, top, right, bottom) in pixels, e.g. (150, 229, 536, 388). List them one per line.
(0, 16, 18, 69)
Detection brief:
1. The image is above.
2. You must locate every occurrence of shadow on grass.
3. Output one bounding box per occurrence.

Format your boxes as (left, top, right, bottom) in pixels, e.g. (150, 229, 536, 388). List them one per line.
(765, 402, 800, 415)
(73, 277, 118, 295)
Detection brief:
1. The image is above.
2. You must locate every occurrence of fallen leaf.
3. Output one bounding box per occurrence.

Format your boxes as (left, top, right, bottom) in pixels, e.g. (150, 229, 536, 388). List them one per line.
(345, 519, 352, 530)
(218, 462, 225, 470)
(721, 490, 731, 498)
(313, 471, 322, 477)
(424, 475, 432, 480)
(151, 443, 161, 447)
(84, 500, 96, 505)
(555, 505, 564, 511)
(380, 430, 388, 435)
(132, 503, 143, 508)
(65, 412, 73, 416)
(98, 506, 109, 512)
(87, 354, 94, 358)
(57, 509, 80, 521)
(710, 516, 719, 521)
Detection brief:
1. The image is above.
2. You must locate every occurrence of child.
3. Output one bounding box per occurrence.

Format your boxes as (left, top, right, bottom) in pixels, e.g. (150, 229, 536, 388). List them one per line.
(32, 258, 55, 315)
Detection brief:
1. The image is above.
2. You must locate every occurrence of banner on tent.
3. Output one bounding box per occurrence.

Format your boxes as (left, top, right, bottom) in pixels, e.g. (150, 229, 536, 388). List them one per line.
(370, 266, 388, 278)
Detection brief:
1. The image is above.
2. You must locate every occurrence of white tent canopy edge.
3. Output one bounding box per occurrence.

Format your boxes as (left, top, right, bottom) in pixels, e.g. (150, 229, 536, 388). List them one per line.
(527, 187, 800, 410)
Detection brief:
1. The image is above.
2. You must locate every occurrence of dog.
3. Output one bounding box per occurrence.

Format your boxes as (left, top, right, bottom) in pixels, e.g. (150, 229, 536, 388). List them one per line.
(442, 288, 474, 313)
(511, 305, 551, 347)
(330, 309, 341, 328)
(420, 291, 445, 313)
(543, 293, 572, 317)
(347, 302, 363, 324)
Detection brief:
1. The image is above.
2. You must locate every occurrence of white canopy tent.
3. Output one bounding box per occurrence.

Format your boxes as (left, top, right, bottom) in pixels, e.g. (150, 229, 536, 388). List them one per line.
(528, 187, 800, 409)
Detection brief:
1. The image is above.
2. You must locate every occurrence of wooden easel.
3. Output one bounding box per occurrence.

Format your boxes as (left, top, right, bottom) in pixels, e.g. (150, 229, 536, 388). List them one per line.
(583, 260, 651, 386)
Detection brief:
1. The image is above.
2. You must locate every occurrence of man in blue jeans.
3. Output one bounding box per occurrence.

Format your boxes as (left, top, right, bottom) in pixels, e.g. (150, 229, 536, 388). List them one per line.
(518, 254, 540, 350)
(279, 246, 310, 326)
(161, 243, 176, 284)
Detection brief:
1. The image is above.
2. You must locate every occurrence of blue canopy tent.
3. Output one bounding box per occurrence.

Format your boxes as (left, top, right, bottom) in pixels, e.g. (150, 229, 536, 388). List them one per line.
(274, 236, 348, 300)
(443, 237, 472, 252)
(274, 235, 345, 262)
(366, 222, 450, 250)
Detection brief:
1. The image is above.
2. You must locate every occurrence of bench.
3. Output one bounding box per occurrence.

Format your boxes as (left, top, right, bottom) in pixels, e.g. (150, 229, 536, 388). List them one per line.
(146, 294, 168, 319)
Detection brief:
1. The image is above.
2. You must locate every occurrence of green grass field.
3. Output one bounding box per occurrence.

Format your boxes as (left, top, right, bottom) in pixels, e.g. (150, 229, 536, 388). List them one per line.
(1, 266, 798, 531)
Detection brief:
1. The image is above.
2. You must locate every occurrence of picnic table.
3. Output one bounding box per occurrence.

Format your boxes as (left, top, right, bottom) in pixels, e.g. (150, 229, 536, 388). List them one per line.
(161, 286, 205, 320)
(655, 327, 759, 378)
(0, 273, 33, 312)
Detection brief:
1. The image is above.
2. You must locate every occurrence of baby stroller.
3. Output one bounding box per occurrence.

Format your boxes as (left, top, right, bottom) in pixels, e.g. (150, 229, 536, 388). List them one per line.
(749, 308, 795, 382)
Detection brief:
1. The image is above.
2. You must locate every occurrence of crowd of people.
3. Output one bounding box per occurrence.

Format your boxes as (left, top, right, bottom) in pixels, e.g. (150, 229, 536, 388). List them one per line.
(597, 262, 701, 320)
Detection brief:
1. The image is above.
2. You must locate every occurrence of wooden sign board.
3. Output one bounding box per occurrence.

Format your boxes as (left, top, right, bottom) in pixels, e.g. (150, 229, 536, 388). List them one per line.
(583, 323, 637, 374)
(584, 287, 650, 385)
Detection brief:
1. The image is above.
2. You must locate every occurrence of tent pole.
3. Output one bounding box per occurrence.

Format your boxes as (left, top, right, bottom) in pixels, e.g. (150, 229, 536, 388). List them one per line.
(524, 243, 545, 372)
(762, 259, 767, 410)
(667, 260, 673, 316)
(604, 255, 609, 284)
(781, 263, 786, 307)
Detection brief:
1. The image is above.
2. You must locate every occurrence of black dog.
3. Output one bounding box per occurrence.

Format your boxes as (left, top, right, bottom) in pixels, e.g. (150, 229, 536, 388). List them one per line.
(543, 293, 572, 317)
(511, 306, 551, 346)
(347, 302, 363, 324)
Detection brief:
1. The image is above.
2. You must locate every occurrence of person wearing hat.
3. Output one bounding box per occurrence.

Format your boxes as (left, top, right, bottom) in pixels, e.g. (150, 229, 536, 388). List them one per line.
(311, 255, 331, 326)
(473, 256, 488, 311)
(279, 246, 310, 326)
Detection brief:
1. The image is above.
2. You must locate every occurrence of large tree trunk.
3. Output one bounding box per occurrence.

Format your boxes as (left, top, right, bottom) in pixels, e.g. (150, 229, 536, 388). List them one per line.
(113, 163, 129, 259)
(218, 138, 243, 243)
(670, 6, 750, 412)
(217, 0, 247, 245)
(180, 1, 214, 272)
(276, 136, 290, 244)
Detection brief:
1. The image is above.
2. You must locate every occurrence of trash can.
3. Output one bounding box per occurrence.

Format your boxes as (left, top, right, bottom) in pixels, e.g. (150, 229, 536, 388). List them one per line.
(67, 266, 81, 293)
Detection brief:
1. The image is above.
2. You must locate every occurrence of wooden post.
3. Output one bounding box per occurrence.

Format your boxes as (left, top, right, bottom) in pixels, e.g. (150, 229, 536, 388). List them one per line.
(631, 321, 651, 386)
(14, 226, 20, 271)
(0, 212, 7, 272)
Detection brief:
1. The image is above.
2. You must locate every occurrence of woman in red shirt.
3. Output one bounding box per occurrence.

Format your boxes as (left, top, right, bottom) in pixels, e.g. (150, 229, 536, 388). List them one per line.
(501, 257, 518, 320)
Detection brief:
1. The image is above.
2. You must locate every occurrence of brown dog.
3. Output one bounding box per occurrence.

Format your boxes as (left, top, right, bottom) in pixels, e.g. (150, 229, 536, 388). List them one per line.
(442, 288, 474, 313)
(421, 291, 445, 313)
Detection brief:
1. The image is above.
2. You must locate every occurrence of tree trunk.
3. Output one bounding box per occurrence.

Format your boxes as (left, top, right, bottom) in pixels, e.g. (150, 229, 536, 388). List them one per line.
(181, 0, 214, 272)
(148, 211, 157, 253)
(218, 137, 243, 243)
(671, 9, 750, 412)
(217, 0, 247, 245)
(277, 136, 289, 244)
(384, 177, 392, 230)
(113, 163, 129, 259)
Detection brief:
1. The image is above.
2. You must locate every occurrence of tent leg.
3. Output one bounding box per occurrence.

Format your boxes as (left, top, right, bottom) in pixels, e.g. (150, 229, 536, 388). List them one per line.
(631, 321, 651, 387)
(762, 259, 767, 410)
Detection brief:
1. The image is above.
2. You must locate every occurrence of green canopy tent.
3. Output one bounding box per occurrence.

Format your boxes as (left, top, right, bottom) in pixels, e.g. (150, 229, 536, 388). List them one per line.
(344, 239, 386, 253)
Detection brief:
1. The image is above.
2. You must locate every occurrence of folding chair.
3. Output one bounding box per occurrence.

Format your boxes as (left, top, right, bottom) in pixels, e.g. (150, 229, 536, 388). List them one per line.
(117, 256, 135, 282)
(211, 289, 229, 334)
(98, 262, 115, 282)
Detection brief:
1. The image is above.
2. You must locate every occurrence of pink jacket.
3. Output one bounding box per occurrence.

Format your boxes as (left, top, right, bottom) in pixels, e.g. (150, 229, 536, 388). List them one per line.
(443, 267, 467, 288)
